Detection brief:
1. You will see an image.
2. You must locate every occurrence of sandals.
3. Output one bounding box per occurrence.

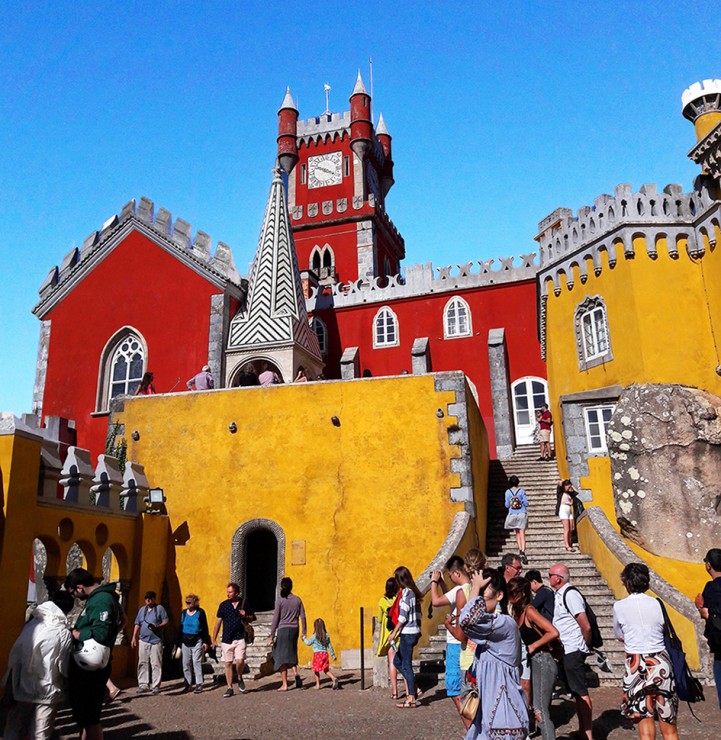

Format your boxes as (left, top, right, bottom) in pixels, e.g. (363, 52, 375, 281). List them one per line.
(395, 698, 417, 709)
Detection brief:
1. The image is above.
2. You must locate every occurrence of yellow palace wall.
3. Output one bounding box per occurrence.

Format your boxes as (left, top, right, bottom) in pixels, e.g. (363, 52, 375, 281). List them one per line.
(545, 229, 721, 476)
(115, 373, 488, 657)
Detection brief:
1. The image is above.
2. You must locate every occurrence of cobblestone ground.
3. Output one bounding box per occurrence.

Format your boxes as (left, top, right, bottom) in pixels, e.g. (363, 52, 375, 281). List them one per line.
(52, 671, 719, 739)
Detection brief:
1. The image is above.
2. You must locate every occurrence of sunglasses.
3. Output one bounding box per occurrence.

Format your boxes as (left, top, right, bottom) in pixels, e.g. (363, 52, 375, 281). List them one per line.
(185, 600, 193, 605)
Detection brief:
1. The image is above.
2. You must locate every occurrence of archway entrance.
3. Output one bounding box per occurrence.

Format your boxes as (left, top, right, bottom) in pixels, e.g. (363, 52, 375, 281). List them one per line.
(511, 376, 550, 446)
(231, 519, 286, 613)
(245, 529, 278, 612)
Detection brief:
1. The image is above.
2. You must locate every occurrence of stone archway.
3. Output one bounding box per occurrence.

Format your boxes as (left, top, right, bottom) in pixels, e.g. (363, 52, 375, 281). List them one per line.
(230, 519, 285, 612)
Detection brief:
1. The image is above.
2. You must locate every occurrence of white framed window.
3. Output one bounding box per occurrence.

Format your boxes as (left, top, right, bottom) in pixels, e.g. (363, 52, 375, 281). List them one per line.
(443, 296, 472, 338)
(96, 327, 147, 412)
(310, 317, 328, 355)
(584, 404, 615, 453)
(373, 306, 399, 348)
(574, 296, 612, 370)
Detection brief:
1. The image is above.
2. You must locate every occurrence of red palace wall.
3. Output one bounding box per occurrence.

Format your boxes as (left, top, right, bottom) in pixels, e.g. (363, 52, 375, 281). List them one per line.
(40, 230, 234, 458)
(293, 221, 362, 284)
(313, 278, 545, 458)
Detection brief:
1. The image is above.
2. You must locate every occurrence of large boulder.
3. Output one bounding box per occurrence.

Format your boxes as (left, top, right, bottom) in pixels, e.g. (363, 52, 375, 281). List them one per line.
(608, 384, 721, 562)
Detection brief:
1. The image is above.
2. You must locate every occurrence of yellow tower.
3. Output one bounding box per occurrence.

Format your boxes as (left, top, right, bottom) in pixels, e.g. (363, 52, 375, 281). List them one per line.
(682, 78, 721, 142)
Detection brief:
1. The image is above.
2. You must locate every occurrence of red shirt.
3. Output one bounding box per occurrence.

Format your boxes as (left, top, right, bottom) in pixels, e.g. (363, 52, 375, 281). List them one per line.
(540, 411, 553, 431)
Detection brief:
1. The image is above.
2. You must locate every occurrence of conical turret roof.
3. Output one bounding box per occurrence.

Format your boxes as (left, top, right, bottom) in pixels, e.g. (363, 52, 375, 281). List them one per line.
(351, 70, 368, 96)
(278, 86, 297, 113)
(227, 170, 320, 359)
(376, 113, 390, 136)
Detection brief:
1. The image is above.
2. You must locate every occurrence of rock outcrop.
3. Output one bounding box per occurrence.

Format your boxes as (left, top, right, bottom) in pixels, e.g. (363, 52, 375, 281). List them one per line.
(608, 384, 721, 562)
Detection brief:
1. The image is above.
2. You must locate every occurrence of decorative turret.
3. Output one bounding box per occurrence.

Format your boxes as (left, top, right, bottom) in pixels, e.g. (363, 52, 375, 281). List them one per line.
(349, 71, 372, 161)
(277, 87, 299, 174)
(376, 113, 395, 197)
(682, 79, 721, 142)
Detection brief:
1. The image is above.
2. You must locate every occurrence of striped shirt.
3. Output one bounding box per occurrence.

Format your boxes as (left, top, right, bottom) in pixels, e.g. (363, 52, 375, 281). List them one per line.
(397, 587, 421, 635)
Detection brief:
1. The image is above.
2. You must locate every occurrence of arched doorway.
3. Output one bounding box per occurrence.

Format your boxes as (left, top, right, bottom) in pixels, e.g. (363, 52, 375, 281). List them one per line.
(230, 359, 284, 387)
(511, 377, 550, 446)
(245, 529, 278, 611)
(230, 519, 285, 613)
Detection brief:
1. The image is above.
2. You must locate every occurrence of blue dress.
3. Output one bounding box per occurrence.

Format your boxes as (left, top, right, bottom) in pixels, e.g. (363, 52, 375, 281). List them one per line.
(460, 596, 529, 740)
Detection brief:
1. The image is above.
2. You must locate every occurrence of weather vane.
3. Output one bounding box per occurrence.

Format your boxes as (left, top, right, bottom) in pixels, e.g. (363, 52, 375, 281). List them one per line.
(323, 83, 331, 115)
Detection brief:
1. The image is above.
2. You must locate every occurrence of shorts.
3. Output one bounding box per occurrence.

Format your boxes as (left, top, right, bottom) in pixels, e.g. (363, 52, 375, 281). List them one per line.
(445, 643, 462, 697)
(312, 651, 330, 673)
(562, 650, 589, 697)
(520, 640, 531, 681)
(539, 429, 551, 442)
(558, 504, 573, 520)
(221, 639, 247, 662)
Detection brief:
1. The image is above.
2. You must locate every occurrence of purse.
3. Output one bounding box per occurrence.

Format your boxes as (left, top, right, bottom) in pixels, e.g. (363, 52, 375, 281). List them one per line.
(243, 621, 255, 645)
(656, 599, 704, 704)
(460, 686, 480, 721)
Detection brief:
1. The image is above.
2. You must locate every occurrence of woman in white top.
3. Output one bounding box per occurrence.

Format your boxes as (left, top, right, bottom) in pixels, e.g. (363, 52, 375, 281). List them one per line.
(612, 562, 678, 740)
(555, 480, 577, 552)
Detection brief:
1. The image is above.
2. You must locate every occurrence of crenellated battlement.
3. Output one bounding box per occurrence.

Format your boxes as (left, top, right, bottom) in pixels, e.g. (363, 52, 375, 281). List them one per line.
(536, 180, 721, 298)
(307, 252, 538, 310)
(297, 111, 351, 142)
(34, 197, 244, 317)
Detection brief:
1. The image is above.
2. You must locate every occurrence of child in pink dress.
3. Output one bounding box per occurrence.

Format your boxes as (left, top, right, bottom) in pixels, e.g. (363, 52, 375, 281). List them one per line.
(302, 618, 339, 690)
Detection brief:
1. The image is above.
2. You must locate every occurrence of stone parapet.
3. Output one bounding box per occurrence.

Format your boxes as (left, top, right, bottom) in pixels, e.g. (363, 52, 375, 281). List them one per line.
(536, 182, 721, 297)
(307, 253, 538, 311)
(33, 197, 245, 318)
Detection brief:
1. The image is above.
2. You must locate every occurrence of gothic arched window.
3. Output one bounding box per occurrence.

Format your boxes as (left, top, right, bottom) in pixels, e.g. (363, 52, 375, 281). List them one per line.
(310, 317, 328, 355)
(373, 306, 399, 348)
(443, 296, 472, 338)
(96, 328, 147, 412)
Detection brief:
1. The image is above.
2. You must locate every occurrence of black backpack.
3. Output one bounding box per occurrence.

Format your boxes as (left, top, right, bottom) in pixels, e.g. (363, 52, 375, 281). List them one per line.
(704, 608, 721, 653)
(563, 586, 603, 648)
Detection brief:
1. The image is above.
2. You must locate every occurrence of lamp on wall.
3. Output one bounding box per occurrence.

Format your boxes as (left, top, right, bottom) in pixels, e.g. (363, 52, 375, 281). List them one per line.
(144, 487, 166, 514)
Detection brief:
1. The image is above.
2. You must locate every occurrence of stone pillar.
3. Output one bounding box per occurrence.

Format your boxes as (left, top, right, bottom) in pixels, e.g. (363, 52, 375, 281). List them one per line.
(39, 440, 63, 498)
(356, 220, 376, 283)
(411, 337, 431, 374)
(32, 319, 51, 420)
(122, 461, 149, 514)
(208, 293, 229, 388)
(487, 328, 515, 459)
(59, 447, 95, 506)
(340, 347, 360, 379)
(92, 455, 124, 511)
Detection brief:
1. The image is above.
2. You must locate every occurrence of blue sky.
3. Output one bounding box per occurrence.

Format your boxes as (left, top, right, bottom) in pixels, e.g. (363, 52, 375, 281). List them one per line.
(0, 1, 718, 414)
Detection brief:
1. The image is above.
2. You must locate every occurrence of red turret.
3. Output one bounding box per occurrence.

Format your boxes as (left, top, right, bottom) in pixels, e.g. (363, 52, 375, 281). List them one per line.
(349, 71, 372, 161)
(277, 87, 299, 174)
(376, 113, 395, 198)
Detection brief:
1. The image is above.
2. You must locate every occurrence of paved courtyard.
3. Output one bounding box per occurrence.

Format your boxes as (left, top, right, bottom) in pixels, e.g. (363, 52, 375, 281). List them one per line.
(51, 670, 720, 739)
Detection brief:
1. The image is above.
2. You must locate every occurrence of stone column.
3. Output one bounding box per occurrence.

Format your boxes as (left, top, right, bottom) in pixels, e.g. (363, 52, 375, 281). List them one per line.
(411, 337, 431, 374)
(208, 293, 230, 388)
(487, 328, 515, 459)
(340, 347, 360, 380)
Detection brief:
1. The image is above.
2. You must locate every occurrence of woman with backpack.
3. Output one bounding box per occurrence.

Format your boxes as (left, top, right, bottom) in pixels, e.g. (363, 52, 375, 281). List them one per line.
(377, 577, 407, 700)
(556, 480, 579, 552)
(504, 476, 529, 565)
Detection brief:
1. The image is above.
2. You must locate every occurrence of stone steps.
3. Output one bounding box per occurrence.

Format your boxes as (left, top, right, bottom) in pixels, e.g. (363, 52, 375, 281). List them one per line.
(416, 447, 624, 688)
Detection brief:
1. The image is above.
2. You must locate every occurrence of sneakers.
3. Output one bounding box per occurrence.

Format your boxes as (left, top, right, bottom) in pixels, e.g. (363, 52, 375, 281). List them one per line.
(294, 675, 303, 689)
(223, 688, 234, 698)
(151, 688, 160, 696)
(136, 687, 149, 696)
(520, 551, 528, 565)
(194, 686, 202, 694)
(237, 677, 247, 694)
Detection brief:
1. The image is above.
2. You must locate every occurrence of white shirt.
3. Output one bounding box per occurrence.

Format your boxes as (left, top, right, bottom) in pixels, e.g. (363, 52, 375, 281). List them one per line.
(444, 585, 462, 645)
(612, 593, 665, 654)
(553, 583, 590, 654)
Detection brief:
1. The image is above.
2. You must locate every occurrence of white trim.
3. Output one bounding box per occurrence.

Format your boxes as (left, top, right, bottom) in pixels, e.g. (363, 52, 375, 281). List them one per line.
(511, 376, 549, 445)
(443, 295, 473, 339)
(372, 305, 400, 348)
(583, 404, 616, 454)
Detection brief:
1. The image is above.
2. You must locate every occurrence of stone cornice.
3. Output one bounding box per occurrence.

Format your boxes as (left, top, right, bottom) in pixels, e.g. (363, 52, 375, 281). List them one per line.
(688, 121, 721, 180)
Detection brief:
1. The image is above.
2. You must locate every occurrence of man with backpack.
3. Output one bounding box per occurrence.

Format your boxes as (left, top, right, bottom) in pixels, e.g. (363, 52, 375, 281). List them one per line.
(695, 548, 721, 711)
(549, 563, 593, 740)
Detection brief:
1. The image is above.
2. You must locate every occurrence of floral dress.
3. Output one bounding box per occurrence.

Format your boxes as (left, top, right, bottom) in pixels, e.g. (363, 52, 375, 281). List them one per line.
(460, 596, 529, 740)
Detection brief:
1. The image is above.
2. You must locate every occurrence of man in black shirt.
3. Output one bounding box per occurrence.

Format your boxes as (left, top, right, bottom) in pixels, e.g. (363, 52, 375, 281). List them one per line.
(212, 583, 254, 698)
(695, 548, 721, 711)
(527, 569, 555, 623)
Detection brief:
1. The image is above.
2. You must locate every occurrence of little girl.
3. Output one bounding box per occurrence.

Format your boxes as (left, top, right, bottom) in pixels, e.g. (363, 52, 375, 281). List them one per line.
(303, 618, 339, 690)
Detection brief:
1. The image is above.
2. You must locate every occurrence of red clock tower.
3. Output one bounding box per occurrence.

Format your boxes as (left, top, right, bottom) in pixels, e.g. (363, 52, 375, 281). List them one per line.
(276, 73, 405, 285)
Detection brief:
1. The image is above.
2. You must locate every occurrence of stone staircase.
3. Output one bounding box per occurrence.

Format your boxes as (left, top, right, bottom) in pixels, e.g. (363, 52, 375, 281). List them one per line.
(415, 445, 624, 688)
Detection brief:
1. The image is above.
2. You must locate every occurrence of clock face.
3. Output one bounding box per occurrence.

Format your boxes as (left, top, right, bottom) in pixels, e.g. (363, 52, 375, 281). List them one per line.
(308, 152, 343, 189)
